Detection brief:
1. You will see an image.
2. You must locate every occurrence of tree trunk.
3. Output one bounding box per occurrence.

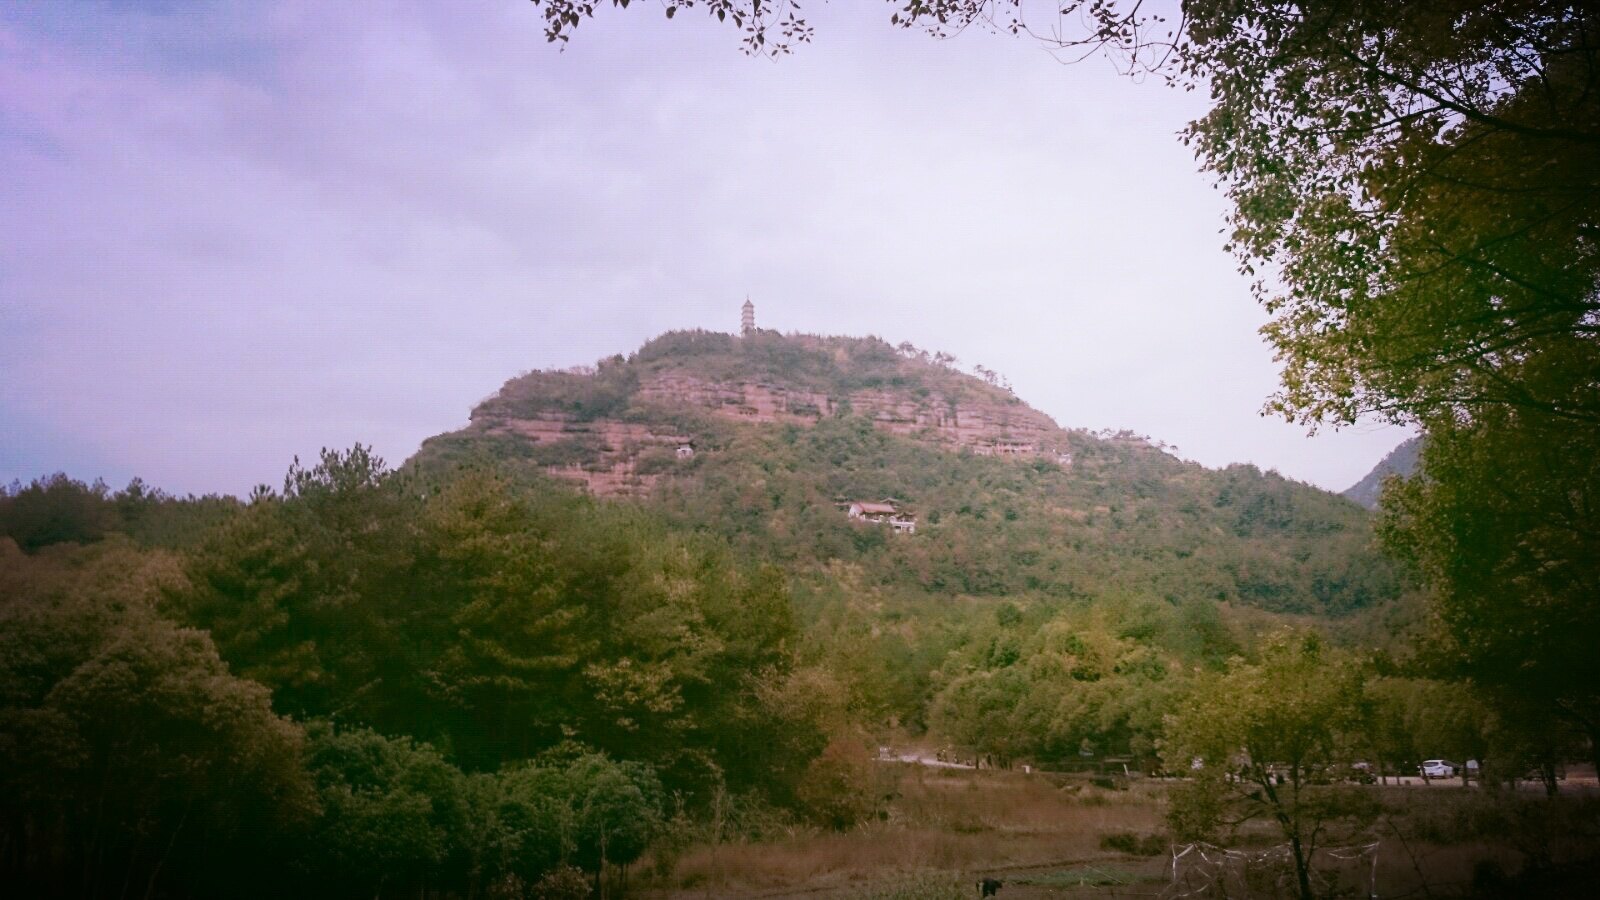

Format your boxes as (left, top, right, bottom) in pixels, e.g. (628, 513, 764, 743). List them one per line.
(1289, 832, 1314, 900)
(1587, 725, 1600, 787)
(1540, 760, 1559, 798)
(143, 800, 189, 900)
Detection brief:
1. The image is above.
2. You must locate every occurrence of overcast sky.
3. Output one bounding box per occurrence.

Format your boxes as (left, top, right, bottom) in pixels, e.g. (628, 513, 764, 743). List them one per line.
(1, 1, 1411, 497)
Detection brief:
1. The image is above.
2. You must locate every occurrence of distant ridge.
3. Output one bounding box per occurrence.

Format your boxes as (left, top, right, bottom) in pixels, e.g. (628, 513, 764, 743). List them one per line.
(1342, 436, 1422, 509)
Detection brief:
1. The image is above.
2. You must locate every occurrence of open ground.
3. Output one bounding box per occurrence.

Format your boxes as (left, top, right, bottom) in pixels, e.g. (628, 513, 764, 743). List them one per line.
(634, 761, 1600, 899)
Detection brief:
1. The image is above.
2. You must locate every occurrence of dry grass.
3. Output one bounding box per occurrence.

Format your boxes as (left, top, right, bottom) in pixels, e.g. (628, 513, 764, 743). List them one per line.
(638, 764, 1166, 898)
(634, 769, 1600, 899)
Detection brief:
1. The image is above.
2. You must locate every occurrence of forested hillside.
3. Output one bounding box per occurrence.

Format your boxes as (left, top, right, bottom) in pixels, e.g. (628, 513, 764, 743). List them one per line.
(418, 329, 1398, 617)
(651, 417, 1392, 614)
(403, 328, 1416, 765)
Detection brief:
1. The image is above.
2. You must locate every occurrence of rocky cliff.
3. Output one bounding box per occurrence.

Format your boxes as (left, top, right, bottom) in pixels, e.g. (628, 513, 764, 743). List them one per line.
(415, 329, 1077, 496)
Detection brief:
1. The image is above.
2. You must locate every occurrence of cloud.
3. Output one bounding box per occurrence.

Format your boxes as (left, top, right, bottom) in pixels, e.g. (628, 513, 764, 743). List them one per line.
(0, 1, 1409, 496)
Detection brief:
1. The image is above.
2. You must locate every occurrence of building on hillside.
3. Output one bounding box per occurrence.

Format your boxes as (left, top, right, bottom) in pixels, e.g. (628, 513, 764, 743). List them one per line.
(741, 297, 755, 336)
(844, 498, 917, 534)
(676, 442, 695, 459)
(972, 441, 1035, 457)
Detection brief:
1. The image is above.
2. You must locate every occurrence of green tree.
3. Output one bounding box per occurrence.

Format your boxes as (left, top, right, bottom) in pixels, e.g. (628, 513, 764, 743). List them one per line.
(300, 724, 466, 899)
(0, 540, 314, 899)
(563, 754, 665, 883)
(1382, 413, 1600, 775)
(0, 474, 119, 551)
(1163, 631, 1376, 900)
(174, 446, 431, 733)
(177, 451, 808, 800)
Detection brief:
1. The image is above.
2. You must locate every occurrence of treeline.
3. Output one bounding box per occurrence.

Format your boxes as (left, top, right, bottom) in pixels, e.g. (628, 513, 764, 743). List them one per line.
(794, 566, 1577, 786)
(0, 451, 840, 899)
(0, 474, 238, 551)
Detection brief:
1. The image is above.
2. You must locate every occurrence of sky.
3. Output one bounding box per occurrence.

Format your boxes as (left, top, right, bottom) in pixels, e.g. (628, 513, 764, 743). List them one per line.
(0, 0, 1412, 497)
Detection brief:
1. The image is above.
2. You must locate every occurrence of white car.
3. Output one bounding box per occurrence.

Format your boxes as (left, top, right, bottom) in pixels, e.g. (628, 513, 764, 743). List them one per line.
(1419, 759, 1457, 778)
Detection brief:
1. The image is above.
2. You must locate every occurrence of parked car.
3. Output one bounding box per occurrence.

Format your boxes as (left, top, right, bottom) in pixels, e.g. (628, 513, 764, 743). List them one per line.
(1420, 759, 1457, 778)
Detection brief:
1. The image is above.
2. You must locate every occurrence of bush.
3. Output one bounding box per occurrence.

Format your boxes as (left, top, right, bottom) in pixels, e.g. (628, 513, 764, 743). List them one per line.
(795, 738, 877, 829)
(528, 865, 591, 900)
(1101, 831, 1169, 856)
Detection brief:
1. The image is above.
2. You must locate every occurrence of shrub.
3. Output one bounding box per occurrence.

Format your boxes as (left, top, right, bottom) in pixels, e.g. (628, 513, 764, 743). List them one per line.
(528, 865, 590, 900)
(795, 738, 877, 829)
(1101, 831, 1169, 856)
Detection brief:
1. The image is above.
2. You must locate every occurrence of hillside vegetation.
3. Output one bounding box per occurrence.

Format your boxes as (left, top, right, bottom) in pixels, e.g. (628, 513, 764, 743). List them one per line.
(420, 329, 1398, 617)
(403, 329, 1415, 762)
(652, 416, 1391, 614)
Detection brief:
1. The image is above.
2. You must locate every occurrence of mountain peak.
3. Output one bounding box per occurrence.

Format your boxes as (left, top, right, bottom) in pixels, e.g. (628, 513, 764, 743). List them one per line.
(421, 328, 1075, 496)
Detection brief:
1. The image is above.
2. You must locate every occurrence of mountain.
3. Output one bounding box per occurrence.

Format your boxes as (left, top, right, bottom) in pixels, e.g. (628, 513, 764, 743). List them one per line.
(1342, 436, 1423, 509)
(419, 329, 1066, 497)
(413, 327, 1398, 616)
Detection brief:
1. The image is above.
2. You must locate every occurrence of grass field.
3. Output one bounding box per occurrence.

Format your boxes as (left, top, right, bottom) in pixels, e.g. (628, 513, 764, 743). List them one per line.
(633, 763, 1600, 899)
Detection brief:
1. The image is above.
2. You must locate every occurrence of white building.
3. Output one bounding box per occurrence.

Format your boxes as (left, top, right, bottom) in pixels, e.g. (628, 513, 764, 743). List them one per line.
(845, 499, 916, 534)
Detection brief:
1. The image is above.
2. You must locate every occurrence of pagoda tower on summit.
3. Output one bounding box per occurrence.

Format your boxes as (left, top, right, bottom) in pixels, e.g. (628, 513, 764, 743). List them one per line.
(741, 297, 755, 336)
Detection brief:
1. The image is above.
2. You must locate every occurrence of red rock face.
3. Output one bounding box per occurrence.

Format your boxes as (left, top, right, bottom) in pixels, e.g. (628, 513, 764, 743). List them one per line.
(635, 373, 835, 423)
(468, 412, 689, 497)
(845, 387, 1057, 451)
(465, 370, 1070, 497)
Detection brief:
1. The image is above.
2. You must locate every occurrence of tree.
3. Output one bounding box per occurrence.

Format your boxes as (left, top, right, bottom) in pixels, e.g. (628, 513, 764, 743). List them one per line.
(299, 724, 466, 899)
(0, 540, 315, 899)
(1158, 4, 1600, 778)
(563, 754, 665, 884)
(1398, 679, 1495, 787)
(1381, 412, 1600, 774)
(0, 474, 119, 551)
(175, 446, 431, 734)
(1164, 631, 1376, 900)
(1160, 1, 1600, 784)
(177, 451, 809, 801)
(1161, 2, 1600, 430)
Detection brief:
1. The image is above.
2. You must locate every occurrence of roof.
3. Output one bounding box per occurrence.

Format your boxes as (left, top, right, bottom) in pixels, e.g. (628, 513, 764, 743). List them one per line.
(851, 501, 898, 515)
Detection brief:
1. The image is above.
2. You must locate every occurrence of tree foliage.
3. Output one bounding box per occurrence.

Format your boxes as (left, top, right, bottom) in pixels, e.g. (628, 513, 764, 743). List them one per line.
(175, 447, 808, 792)
(1381, 411, 1600, 772)
(1163, 631, 1377, 900)
(638, 411, 1394, 616)
(0, 539, 315, 899)
(0, 474, 237, 552)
